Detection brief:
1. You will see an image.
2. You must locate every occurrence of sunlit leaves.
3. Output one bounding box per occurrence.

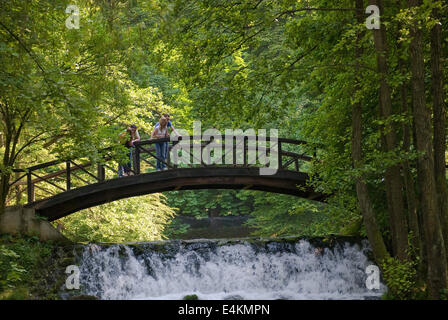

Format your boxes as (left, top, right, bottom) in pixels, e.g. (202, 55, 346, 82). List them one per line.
(57, 194, 175, 242)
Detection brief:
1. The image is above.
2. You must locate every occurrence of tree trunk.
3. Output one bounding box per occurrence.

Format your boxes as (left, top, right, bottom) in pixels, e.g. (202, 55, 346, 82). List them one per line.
(396, 15, 421, 255)
(369, 0, 409, 261)
(352, 0, 390, 264)
(431, 7, 448, 260)
(0, 128, 12, 216)
(408, 0, 447, 299)
(400, 71, 425, 281)
(0, 174, 10, 216)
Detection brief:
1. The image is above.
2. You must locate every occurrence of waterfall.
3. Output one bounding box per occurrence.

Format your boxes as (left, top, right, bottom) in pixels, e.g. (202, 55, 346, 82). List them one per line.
(76, 238, 386, 300)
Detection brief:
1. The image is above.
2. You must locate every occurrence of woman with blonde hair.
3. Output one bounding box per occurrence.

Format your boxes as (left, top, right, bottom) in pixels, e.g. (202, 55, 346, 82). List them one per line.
(151, 116, 169, 171)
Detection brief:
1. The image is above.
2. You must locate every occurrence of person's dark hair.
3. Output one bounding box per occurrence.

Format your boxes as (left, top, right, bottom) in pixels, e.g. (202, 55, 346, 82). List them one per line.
(163, 114, 169, 118)
(130, 124, 137, 129)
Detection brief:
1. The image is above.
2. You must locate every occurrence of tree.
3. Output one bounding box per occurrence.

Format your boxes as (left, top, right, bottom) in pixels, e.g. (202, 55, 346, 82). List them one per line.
(0, 0, 163, 212)
(352, 0, 389, 263)
(430, 4, 448, 260)
(406, 0, 447, 298)
(150, 0, 448, 298)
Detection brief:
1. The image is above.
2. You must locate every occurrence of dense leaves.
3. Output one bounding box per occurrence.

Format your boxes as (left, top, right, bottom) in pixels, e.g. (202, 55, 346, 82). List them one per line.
(57, 194, 175, 243)
(0, 0, 447, 299)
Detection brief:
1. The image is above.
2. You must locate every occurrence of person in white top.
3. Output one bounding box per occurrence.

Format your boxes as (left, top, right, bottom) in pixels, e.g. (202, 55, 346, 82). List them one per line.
(151, 116, 170, 171)
(155, 113, 179, 136)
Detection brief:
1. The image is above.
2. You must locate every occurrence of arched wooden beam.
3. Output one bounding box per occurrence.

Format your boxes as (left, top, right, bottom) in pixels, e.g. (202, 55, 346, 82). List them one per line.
(28, 167, 326, 221)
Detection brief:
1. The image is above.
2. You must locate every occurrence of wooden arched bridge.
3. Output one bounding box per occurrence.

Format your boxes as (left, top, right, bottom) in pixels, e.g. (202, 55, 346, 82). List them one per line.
(9, 135, 326, 221)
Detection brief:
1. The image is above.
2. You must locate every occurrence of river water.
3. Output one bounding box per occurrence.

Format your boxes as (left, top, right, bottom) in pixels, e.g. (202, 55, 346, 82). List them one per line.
(75, 237, 386, 300)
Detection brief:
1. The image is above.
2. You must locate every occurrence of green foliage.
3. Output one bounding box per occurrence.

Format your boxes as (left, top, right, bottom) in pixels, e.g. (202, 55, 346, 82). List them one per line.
(0, 1, 446, 301)
(381, 257, 420, 300)
(0, 245, 26, 290)
(1, 0, 176, 208)
(57, 194, 176, 242)
(165, 190, 336, 238)
(147, 0, 448, 251)
(245, 192, 330, 237)
(0, 235, 53, 297)
(163, 219, 190, 239)
(0, 286, 30, 300)
(166, 190, 253, 218)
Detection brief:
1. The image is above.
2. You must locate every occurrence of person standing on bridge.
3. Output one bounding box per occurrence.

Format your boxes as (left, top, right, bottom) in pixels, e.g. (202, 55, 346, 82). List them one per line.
(151, 117, 169, 171)
(155, 113, 179, 136)
(118, 124, 140, 177)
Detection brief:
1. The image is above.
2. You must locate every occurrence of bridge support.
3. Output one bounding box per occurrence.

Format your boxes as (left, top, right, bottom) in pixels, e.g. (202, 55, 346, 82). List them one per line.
(0, 206, 71, 243)
(27, 170, 35, 204)
(132, 147, 140, 175)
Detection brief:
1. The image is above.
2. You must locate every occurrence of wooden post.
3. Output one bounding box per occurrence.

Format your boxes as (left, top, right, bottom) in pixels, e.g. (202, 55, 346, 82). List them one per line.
(278, 141, 282, 170)
(166, 142, 171, 168)
(233, 136, 236, 167)
(172, 141, 178, 169)
(27, 170, 34, 204)
(97, 164, 105, 182)
(66, 161, 71, 191)
(243, 136, 247, 166)
(133, 146, 140, 174)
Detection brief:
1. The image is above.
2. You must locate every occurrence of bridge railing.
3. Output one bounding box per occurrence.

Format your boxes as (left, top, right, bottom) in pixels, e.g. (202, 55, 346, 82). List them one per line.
(134, 135, 314, 172)
(8, 135, 315, 205)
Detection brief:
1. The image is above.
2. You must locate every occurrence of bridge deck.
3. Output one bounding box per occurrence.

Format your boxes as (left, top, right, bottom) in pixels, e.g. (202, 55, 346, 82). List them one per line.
(27, 167, 325, 221)
(9, 135, 329, 219)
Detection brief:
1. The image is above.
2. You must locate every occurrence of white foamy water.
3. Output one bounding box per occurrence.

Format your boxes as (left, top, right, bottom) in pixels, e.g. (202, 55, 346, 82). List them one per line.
(77, 239, 386, 300)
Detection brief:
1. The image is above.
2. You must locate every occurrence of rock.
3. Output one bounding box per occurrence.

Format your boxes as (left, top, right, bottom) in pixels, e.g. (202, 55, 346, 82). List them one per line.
(68, 295, 99, 300)
(224, 295, 243, 300)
